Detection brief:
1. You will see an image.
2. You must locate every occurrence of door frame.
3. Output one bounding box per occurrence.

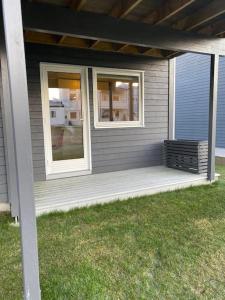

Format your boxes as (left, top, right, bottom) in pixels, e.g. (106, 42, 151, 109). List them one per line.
(40, 62, 92, 180)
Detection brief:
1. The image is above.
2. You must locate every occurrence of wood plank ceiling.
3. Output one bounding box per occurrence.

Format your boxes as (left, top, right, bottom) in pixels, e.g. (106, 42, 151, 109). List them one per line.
(24, 0, 225, 59)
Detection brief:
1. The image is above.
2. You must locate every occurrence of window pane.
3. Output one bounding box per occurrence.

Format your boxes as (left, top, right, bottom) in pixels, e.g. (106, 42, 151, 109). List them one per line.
(48, 71, 84, 161)
(97, 74, 139, 122)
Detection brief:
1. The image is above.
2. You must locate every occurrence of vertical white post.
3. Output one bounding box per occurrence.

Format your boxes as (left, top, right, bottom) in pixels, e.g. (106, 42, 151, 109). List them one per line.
(168, 58, 176, 140)
(208, 54, 219, 181)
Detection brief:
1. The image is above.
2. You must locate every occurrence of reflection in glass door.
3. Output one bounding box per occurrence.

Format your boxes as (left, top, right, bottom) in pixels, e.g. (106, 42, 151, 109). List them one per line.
(41, 64, 91, 178)
(48, 72, 84, 161)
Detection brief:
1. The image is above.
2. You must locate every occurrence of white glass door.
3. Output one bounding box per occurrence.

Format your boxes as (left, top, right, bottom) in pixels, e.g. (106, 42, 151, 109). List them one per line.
(40, 63, 91, 179)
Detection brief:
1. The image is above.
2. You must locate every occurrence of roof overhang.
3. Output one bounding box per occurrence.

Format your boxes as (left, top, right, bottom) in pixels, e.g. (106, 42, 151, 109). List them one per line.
(22, 1, 225, 58)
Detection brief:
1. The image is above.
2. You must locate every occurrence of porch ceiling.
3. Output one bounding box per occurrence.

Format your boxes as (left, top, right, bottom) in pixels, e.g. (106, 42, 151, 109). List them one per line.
(23, 0, 225, 58)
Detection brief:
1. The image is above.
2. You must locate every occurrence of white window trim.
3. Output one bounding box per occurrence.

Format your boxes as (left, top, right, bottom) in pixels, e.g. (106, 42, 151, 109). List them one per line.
(92, 67, 145, 129)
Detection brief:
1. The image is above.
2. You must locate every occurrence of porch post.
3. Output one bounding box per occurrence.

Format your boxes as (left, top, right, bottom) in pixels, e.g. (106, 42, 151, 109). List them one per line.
(208, 54, 219, 181)
(168, 58, 176, 140)
(0, 18, 19, 218)
(1, 0, 41, 299)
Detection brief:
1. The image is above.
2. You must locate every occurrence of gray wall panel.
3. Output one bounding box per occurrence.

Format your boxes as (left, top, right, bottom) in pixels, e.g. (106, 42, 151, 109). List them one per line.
(0, 92, 8, 202)
(25, 44, 169, 178)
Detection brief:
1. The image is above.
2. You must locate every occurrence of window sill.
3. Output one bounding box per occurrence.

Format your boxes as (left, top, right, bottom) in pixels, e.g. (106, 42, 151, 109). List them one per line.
(94, 122, 145, 129)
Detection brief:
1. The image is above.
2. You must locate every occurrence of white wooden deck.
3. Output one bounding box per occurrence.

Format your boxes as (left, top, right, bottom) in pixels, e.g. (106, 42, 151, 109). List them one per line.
(216, 147, 225, 158)
(34, 166, 214, 215)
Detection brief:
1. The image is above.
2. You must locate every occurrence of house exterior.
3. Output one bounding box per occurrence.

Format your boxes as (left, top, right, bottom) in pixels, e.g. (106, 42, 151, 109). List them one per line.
(176, 53, 225, 148)
(1, 0, 225, 298)
(0, 44, 168, 206)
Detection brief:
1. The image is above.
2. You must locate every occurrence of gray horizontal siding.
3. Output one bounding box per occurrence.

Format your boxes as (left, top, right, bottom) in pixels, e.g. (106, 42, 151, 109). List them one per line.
(0, 103, 8, 203)
(175, 53, 225, 148)
(25, 43, 168, 178)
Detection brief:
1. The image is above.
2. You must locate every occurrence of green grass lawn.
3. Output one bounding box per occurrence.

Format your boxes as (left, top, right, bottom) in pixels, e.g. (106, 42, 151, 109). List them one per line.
(1, 166, 225, 299)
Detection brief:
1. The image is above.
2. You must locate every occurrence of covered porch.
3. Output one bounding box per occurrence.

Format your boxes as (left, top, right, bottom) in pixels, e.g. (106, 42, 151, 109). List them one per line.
(1, 0, 225, 298)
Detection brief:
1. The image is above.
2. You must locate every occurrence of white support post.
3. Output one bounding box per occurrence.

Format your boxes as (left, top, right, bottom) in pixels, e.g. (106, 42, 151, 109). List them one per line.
(208, 54, 219, 181)
(168, 58, 176, 140)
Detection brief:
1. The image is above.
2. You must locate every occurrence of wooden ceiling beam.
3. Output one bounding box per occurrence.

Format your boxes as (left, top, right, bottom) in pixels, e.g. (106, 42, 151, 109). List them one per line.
(166, 51, 182, 59)
(198, 18, 225, 37)
(217, 31, 225, 38)
(57, 35, 67, 44)
(58, 1, 87, 44)
(174, 0, 225, 31)
(23, 2, 225, 55)
(23, 30, 30, 40)
(110, 0, 143, 19)
(141, 48, 165, 58)
(116, 44, 129, 52)
(94, 0, 144, 53)
(70, 0, 86, 11)
(119, 44, 140, 54)
(141, 0, 195, 25)
(89, 40, 100, 48)
(25, 33, 166, 58)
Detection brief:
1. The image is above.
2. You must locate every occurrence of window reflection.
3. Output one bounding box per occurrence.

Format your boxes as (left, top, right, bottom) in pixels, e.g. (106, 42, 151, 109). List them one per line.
(97, 74, 139, 122)
(48, 72, 84, 161)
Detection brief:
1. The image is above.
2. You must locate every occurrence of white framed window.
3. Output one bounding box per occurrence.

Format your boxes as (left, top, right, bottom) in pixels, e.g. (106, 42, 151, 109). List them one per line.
(93, 67, 144, 128)
(50, 110, 56, 118)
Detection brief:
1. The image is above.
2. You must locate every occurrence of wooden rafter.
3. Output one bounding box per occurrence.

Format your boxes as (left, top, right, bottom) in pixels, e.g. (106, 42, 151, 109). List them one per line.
(57, 0, 87, 46)
(57, 35, 67, 44)
(173, 0, 225, 31)
(166, 51, 182, 59)
(142, 0, 195, 25)
(217, 31, 225, 38)
(116, 44, 129, 52)
(98, 0, 144, 55)
(198, 18, 225, 37)
(110, 0, 143, 19)
(70, 0, 86, 11)
(23, 3, 225, 55)
(89, 40, 101, 48)
(24, 31, 167, 58)
(23, 30, 30, 40)
(137, 0, 195, 53)
(142, 48, 165, 58)
(118, 44, 140, 54)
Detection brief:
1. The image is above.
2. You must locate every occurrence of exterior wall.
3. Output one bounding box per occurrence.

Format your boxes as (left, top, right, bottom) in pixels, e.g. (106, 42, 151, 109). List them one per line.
(0, 43, 169, 203)
(175, 53, 210, 141)
(26, 44, 168, 179)
(175, 53, 225, 148)
(0, 103, 8, 203)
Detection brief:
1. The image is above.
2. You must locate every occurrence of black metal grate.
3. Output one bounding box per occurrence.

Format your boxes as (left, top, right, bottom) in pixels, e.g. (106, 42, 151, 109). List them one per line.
(164, 140, 208, 174)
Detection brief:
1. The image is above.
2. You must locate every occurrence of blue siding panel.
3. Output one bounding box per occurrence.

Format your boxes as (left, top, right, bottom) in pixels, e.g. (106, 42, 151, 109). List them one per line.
(175, 53, 225, 148)
(217, 58, 225, 147)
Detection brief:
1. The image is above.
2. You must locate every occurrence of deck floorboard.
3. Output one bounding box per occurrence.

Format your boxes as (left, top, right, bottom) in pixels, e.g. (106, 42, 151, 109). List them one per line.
(34, 166, 210, 215)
